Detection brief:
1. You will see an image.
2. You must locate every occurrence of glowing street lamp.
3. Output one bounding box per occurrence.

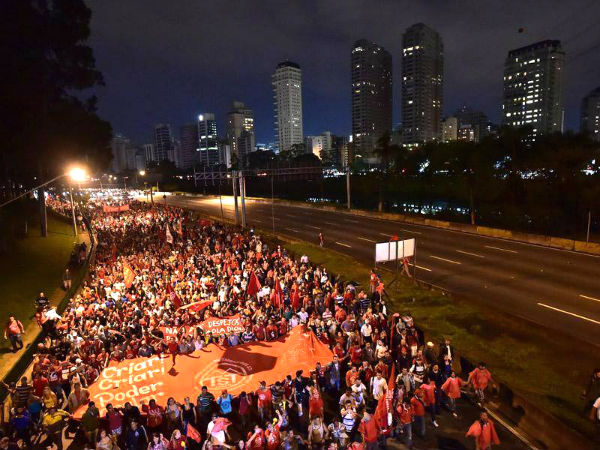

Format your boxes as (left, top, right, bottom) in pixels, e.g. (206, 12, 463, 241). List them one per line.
(67, 167, 86, 236)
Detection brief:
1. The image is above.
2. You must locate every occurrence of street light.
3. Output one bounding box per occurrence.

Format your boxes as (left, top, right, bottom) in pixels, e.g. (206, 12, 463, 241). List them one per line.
(67, 167, 87, 236)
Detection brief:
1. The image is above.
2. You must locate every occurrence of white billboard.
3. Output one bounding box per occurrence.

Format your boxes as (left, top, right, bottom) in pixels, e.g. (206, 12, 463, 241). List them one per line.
(375, 238, 415, 263)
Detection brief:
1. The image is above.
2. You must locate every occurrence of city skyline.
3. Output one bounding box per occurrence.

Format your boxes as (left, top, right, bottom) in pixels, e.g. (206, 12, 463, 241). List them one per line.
(88, 1, 600, 145)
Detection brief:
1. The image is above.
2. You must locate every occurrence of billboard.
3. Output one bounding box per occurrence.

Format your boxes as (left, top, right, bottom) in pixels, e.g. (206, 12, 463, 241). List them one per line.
(375, 238, 415, 263)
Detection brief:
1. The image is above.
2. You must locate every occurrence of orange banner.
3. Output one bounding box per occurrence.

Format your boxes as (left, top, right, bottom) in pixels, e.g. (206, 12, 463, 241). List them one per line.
(199, 315, 245, 335)
(103, 204, 130, 213)
(75, 327, 332, 416)
(158, 325, 195, 339)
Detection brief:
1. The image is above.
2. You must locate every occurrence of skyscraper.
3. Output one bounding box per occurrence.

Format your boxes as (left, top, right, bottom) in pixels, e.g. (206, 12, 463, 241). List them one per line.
(272, 61, 303, 152)
(198, 113, 219, 166)
(401, 23, 444, 147)
(503, 40, 565, 136)
(153, 124, 173, 162)
(454, 106, 493, 142)
(581, 87, 600, 142)
(179, 123, 199, 170)
(110, 134, 132, 173)
(226, 101, 255, 166)
(351, 39, 393, 162)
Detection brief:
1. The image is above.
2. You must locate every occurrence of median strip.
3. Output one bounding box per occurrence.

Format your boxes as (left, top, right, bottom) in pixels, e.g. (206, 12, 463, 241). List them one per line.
(537, 302, 600, 325)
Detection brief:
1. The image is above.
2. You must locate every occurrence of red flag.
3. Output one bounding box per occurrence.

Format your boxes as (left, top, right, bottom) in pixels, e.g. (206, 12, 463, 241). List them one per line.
(123, 262, 135, 288)
(273, 277, 284, 309)
(212, 417, 232, 433)
(373, 365, 395, 436)
(177, 221, 183, 237)
(186, 422, 202, 443)
(178, 299, 215, 312)
(165, 224, 174, 244)
(166, 283, 181, 309)
(247, 271, 261, 297)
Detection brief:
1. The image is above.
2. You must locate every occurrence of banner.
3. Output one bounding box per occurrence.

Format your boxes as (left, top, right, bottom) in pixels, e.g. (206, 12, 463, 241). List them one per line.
(103, 204, 130, 213)
(159, 325, 195, 339)
(199, 315, 245, 335)
(75, 327, 333, 417)
(123, 262, 135, 288)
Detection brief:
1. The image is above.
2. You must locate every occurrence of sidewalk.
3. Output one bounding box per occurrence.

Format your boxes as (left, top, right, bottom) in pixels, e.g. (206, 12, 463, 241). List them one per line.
(0, 230, 90, 382)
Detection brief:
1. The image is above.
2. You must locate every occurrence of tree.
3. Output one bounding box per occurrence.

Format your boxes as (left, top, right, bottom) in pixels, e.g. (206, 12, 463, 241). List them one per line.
(1, 0, 112, 234)
(373, 131, 401, 212)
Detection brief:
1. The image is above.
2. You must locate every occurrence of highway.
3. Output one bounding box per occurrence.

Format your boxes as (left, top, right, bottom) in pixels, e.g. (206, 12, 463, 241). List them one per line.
(165, 194, 600, 346)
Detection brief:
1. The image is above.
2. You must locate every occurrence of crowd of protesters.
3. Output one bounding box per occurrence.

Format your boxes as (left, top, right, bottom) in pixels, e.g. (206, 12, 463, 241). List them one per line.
(0, 200, 503, 450)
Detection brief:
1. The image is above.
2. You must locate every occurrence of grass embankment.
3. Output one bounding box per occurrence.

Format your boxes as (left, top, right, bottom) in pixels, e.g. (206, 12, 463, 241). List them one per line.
(277, 236, 596, 441)
(0, 201, 79, 355)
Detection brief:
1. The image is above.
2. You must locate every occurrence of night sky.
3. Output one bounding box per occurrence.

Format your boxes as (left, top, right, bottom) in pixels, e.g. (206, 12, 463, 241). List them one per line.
(87, 0, 600, 145)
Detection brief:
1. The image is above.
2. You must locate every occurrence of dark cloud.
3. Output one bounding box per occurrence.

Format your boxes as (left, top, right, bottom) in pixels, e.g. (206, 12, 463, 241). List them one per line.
(87, 0, 600, 144)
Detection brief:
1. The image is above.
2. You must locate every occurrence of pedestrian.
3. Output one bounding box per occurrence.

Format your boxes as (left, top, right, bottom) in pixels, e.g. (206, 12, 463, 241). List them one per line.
(466, 411, 500, 450)
(4, 316, 25, 352)
(81, 401, 100, 445)
(468, 362, 495, 405)
(319, 232, 324, 247)
(442, 371, 465, 417)
(396, 397, 414, 449)
(41, 406, 70, 450)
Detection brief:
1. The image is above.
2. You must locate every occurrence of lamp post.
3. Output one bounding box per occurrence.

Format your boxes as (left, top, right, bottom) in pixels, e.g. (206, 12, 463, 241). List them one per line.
(68, 167, 86, 237)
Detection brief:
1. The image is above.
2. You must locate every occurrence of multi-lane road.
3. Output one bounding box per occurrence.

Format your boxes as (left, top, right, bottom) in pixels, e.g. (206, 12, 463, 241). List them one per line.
(165, 194, 600, 346)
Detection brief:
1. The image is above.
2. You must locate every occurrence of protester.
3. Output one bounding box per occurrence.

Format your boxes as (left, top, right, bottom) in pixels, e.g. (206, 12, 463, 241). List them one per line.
(4, 316, 25, 352)
(466, 411, 500, 450)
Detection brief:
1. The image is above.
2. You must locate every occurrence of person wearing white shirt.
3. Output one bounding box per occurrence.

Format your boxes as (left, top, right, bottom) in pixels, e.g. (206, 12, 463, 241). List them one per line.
(360, 321, 372, 343)
(371, 372, 388, 400)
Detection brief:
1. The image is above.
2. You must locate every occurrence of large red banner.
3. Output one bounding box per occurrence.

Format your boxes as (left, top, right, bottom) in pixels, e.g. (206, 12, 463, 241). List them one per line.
(199, 315, 245, 335)
(75, 327, 333, 416)
(103, 204, 130, 213)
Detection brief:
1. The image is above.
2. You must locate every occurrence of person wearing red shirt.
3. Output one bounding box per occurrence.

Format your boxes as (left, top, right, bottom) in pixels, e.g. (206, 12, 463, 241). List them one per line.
(358, 410, 380, 450)
(442, 371, 465, 417)
(247, 424, 266, 450)
(349, 343, 363, 366)
(345, 366, 359, 389)
(466, 411, 500, 450)
(420, 379, 439, 427)
(265, 422, 281, 450)
(468, 362, 494, 405)
(142, 399, 164, 434)
(255, 381, 272, 422)
(410, 391, 427, 438)
(397, 399, 414, 449)
(33, 373, 48, 398)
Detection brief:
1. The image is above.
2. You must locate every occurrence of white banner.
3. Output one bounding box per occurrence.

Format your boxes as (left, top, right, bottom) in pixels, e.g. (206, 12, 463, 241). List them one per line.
(375, 238, 415, 262)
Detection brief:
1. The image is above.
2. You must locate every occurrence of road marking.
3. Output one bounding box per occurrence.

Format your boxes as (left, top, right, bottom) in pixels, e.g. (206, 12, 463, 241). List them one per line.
(344, 218, 360, 223)
(378, 232, 392, 237)
(306, 225, 321, 230)
(429, 255, 462, 265)
(358, 237, 377, 243)
(415, 265, 433, 272)
(456, 249, 485, 258)
(284, 214, 296, 218)
(400, 228, 422, 235)
(485, 245, 518, 254)
(538, 302, 600, 325)
(324, 221, 337, 226)
(286, 228, 301, 233)
(252, 219, 263, 223)
(335, 242, 352, 248)
(580, 294, 600, 303)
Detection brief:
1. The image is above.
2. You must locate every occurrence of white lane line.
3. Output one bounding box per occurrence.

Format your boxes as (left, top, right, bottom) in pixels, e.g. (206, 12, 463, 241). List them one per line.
(378, 232, 392, 237)
(538, 302, 600, 325)
(400, 228, 422, 235)
(324, 221, 337, 226)
(429, 255, 462, 265)
(306, 225, 321, 230)
(580, 294, 600, 303)
(485, 245, 518, 254)
(415, 265, 433, 272)
(252, 219, 263, 223)
(456, 249, 485, 258)
(344, 218, 360, 223)
(358, 237, 377, 243)
(335, 242, 352, 248)
(286, 228, 301, 233)
(284, 214, 296, 218)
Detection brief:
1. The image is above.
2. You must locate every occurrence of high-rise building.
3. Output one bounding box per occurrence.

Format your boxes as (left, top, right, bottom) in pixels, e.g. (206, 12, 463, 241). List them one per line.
(272, 61, 303, 152)
(304, 135, 324, 158)
(328, 134, 348, 169)
(442, 117, 458, 142)
(351, 39, 393, 162)
(226, 102, 255, 166)
(143, 144, 155, 163)
(401, 23, 444, 147)
(178, 123, 199, 170)
(198, 113, 219, 166)
(457, 125, 475, 142)
(153, 124, 173, 162)
(110, 134, 132, 173)
(581, 87, 600, 142)
(503, 40, 565, 136)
